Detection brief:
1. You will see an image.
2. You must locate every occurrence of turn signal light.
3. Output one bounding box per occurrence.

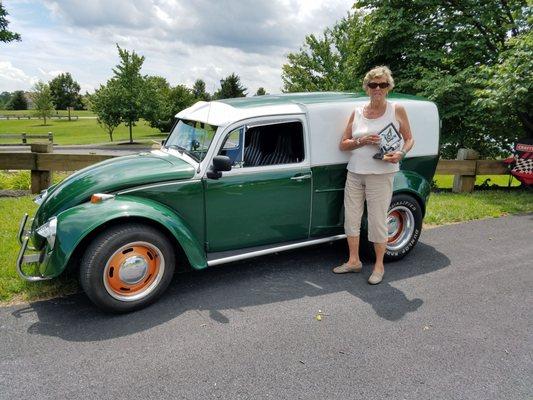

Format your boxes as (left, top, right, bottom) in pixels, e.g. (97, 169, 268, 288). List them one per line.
(91, 193, 115, 204)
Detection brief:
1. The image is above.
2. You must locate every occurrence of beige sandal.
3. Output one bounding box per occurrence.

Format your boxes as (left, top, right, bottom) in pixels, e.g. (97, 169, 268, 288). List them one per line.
(332, 262, 362, 274)
(368, 271, 384, 285)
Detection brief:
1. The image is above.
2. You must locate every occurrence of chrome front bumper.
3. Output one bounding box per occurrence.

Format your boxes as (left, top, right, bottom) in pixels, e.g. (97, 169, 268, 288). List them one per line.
(16, 213, 51, 282)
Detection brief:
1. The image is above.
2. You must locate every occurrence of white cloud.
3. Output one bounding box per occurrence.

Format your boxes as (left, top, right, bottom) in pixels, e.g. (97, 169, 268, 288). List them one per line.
(0, 62, 39, 91)
(1, 0, 353, 94)
(37, 68, 67, 80)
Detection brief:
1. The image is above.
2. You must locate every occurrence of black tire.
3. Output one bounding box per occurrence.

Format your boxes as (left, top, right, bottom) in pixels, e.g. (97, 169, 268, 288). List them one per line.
(80, 223, 176, 313)
(384, 194, 423, 261)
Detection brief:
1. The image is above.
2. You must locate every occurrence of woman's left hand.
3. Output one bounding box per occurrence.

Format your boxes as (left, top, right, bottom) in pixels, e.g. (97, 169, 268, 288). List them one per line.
(382, 151, 403, 163)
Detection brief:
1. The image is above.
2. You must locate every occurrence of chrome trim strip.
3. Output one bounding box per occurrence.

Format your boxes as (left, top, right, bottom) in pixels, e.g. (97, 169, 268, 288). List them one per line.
(213, 163, 309, 177)
(314, 188, 344, 193)
(290, 174, 311, 181)
(117, 179, 202, 195)
(308, 169, 314, 238)
(207, 234, 346, 266)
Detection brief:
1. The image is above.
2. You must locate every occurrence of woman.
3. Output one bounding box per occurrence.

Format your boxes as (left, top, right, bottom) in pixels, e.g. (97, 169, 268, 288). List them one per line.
(333, 66, 414, 284)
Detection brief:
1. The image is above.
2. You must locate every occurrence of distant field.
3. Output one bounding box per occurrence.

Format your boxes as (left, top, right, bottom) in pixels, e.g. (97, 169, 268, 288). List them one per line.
(0, 109, 96, 118)
(0, 109, 167, 145)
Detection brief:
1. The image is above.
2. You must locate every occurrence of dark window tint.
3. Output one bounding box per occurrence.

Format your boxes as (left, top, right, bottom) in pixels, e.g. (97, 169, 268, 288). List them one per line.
(243, 121, 304, 167)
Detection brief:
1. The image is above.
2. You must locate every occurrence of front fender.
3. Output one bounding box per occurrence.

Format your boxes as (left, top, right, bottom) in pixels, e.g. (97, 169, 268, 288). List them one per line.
(44, 195, 207, 278)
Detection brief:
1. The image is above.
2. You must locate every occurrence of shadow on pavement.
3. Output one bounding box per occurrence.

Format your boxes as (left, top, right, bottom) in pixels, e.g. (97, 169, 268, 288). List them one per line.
(11, 240, 449, 342)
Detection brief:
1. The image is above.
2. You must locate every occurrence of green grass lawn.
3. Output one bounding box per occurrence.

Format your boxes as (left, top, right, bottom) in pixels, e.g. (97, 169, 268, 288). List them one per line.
(433, 174, 520, 188)
(425, 190, 532, 225)
(0, 111, 167, 145)
(0, 189, 531, 304)
(0, 171, 71, 190)
(0, 196, 78, 303)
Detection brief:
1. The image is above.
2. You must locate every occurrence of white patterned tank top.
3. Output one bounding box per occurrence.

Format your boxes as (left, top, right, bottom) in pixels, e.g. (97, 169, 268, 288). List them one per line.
(347, 101, 402, 174)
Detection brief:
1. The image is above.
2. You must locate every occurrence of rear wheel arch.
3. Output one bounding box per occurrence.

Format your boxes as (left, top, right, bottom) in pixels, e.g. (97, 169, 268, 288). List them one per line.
(392, 189, 426, 217)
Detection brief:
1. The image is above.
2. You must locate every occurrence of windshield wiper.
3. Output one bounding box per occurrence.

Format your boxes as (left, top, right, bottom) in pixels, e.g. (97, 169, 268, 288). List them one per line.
(166, 144, 200, 162)
(166, 144, 186, 153)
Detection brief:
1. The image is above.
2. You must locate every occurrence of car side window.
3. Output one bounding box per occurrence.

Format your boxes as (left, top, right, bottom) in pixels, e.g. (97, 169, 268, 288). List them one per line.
(218, 126, 244, 166)
(243, 121, 304, 167)
(222, 127, 242, 150)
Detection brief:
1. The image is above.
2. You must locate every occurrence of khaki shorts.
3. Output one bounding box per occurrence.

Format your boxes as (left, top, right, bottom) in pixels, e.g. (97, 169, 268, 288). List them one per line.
(344, 171, 395, 243)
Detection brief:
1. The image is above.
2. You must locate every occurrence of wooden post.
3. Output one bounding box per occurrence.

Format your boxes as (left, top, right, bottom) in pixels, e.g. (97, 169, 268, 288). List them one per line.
(453, 148, 479, 193)
(30, 142, 53, 194)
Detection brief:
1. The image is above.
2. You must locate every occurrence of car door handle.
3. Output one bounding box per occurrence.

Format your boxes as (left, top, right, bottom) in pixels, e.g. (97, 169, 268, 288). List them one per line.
(290, 173, 311, 181)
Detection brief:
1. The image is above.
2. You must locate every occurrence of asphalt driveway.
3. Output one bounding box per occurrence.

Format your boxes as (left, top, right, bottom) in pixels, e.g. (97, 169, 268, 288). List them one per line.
(1, 214, 532, 400)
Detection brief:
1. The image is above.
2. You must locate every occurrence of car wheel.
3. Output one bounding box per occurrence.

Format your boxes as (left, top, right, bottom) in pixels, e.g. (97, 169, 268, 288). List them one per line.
(384, 194, 423, 261)
(80, 223, 176, 313)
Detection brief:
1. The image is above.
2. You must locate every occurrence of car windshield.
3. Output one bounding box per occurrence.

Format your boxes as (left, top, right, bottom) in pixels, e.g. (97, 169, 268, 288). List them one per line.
(165, 119, 218, 162)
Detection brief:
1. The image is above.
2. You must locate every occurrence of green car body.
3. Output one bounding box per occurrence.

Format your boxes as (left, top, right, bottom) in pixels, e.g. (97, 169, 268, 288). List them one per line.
(17, 92, 439, 311)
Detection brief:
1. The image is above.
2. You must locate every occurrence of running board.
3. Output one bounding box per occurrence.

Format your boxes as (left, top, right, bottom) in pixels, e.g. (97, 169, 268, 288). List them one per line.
(207, 234, 346, 266)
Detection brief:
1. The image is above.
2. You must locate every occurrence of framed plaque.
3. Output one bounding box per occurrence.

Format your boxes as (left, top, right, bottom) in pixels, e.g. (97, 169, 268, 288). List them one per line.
(373, 123, 403, 159)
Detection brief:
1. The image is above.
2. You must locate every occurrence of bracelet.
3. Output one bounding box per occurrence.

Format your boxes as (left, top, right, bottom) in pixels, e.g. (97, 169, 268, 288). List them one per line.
(355, 137, 361, 146)
(400, 150, 407, 159)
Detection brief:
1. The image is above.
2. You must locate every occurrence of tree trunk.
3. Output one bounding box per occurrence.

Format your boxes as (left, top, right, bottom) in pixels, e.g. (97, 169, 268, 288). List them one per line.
(518, 112, 533, 138)
(129, 121, 133, 143)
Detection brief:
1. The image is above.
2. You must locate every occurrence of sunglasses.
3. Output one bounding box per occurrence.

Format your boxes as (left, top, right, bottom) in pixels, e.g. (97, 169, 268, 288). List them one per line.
(367, 82, 390, 89)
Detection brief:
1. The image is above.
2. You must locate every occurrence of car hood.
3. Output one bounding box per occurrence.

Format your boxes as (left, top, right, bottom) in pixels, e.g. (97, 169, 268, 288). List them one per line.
(33, 151, 196, 228)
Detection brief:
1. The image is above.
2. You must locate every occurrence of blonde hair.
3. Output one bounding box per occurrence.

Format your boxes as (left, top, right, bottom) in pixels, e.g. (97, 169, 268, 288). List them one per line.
(363, 66, 395, 90)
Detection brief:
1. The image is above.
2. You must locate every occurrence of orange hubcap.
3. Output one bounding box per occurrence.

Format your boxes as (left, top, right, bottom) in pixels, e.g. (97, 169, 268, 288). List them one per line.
(388, 210, 404, 244)
(105, 245, 160, 296)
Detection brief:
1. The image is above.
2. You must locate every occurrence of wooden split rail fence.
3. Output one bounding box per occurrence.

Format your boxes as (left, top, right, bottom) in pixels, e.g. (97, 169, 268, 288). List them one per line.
(0, 132, 53, 144)
(0, 146, 509, 194)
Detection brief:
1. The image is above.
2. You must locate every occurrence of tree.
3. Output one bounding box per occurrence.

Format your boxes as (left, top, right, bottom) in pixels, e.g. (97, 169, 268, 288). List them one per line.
(476, 31, 533, 140)
(111, 45, 152, 143)
(30, 82, 54, 125)
(7, 90, 27, 110)
(282, 0, 530, 157)
(282, 17, 354, 92)
(214, 73, 247, 99)
(49, 72, 82, 119)
(0, 3, 21, 43)
(142, 76, 171, 132)
(89, 81, 122, 141)
(0, 91, 11, 108)
(80, 91, 91, 110)
(192, 79, 211, 101)
(255, 87, 267, 96)
(143, 76, 195, 132)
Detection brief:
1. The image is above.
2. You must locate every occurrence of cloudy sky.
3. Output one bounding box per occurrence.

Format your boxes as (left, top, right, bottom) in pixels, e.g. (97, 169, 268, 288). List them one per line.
(1, 0, 353, 95)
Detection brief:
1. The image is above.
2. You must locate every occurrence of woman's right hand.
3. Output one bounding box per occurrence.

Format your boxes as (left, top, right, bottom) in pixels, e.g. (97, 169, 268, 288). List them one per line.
(358, 134, 380, 146)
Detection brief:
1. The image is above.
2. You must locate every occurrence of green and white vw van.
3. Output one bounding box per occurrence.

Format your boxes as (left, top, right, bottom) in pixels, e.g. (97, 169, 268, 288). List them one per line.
(17, 92, 439, 312)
